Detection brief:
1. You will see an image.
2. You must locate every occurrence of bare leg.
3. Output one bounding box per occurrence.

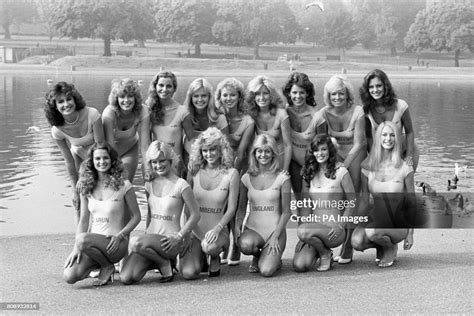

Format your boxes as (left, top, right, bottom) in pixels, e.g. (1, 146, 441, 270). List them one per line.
(202, 229, 229, 276)
(179, 237, 203, 280)
(258, 230, 286, 277)
(238, 228, 265, 273)
(293, 240, 319, 273)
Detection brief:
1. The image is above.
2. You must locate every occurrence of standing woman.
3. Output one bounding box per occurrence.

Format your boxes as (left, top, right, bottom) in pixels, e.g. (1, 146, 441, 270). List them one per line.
(320, 74, 367, 263)
(283, 72, 326, 200)
(182, 127, 239, 278)
(215, 77, 255, 174)
(359, 69, 419, 171)
(293, 134, 356, 272)
(182, 78, 229, 167)
(63, 143, 141, 286)
(351, 121, 414, 267)
(119, 141, 200, 284)
(44, 82, 105, 222)
(235, 134, 291, 277)
(102, 78, 149, 182)
(246, 75, 292, 172)
(215, 78, 255, 265)
(144, 71, 188, 177)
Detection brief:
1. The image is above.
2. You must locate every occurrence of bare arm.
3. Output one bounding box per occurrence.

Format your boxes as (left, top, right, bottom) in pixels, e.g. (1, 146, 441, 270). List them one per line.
(342, 116, 365, 169)
(357, 172, 370, 216)
(180, 187, 200, 236)
(280, 117, 292, 172)
(139, 111, 151, 177)
(120, 187, 142, 237)
(234, 122, 255, 171)
(401, 109, 415, 164)
(234, 180, 248, 239)
(55, 138, 80, 210)
(340, 172, 357, 222)
(92, 116, 105, 143)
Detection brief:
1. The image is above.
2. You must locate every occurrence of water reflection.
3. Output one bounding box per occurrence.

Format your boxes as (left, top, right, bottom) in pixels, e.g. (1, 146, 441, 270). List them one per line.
(0, 74, 472, 235)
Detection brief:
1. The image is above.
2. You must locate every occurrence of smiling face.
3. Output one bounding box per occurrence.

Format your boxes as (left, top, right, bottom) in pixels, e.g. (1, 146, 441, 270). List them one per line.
(381, 125, 395, 150)
(93, 149, 112, 173)
(255, 85, 271, 108)
(201, 144, 221, 166)
(368, 77, 384, 100)
(192, 87, 210, 111)
(156, 77, 175, 100)
(289, 84, 307, 107)
(313, 143, 329, 164)
(329, 88, 347, 108)
(55, 94, 77, 117)
(255, 146, 273, 166)
(150, 152, 171, 176)
(220, 86, 239, 110)
(117, 94, 135, 112)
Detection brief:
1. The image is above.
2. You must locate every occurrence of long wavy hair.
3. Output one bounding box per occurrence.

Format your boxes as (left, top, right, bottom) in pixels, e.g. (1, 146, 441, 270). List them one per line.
(188, 127, 234, 176)
(247, 134, 280, 176)
(77, 142, 124, 195)
(282, 72, 316, 107)
(323, 74, 355, 108)
(145, 140, 180, 180)
(44, 82, 87, 126)
(245, 75, 284, 120)
(366, 121, 403, 171)
(359, 69, 396, 114)
(183, 78, 220, 129)
(146, 71, 178, 124)
(108, 78, 143, 115)
(215, 78, 247, 119)
(301, 134, 338, 186)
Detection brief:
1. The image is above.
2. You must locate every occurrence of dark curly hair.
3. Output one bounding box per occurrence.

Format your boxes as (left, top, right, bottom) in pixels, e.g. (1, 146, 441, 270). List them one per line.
(282, 72, 316, 107)
(108, 78, 143, 115)
(359, 69, 396, 114)
(146, 71, 178, 124)
(44, 82, 87, 126)
(301, 134, 338, 186)
(77, 142, 124, 195)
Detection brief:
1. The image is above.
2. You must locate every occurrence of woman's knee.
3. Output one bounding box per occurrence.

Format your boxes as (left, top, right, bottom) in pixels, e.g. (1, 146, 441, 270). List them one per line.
(119, 270, 138, 285)
(259, 262, 279, 277)
(238, 236, 258, 255)
(293, 257, 310, 273)
(351, 227, 367, 250)
(63, 268, 80, 284)
(180, 265, 200, 280)
(129, 236, 145, 253)
(296, 226, 312, 243)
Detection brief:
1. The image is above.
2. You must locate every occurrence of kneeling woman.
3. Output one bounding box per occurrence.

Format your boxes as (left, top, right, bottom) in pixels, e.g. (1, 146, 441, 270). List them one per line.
(120, 141, 200, 284)
(351, 121, 414, 267)
(293, 134, 356, 272)
(182, 127, 239, 278)
(63, 143, 141, 286)
(235, 134, 291, 277)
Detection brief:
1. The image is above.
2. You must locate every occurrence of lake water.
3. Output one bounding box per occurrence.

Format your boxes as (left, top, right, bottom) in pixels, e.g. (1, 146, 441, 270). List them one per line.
(0, 73, 473, 236)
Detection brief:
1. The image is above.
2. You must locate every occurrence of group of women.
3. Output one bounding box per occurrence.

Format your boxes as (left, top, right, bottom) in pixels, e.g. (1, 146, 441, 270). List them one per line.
(43, 68, 418, 286)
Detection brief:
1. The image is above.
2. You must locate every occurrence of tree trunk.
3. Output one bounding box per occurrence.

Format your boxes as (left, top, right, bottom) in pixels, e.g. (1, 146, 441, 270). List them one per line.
(194, 42, 201, 58)
(454, 49, 460, 67)
(253, 43, 260, 60)
(103, 36, 112, 56)
(2, 23, 11, 39)
(390, 46, 397, 57)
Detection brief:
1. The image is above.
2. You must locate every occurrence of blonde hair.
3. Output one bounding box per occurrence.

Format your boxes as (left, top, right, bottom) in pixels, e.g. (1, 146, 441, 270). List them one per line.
(215, 77, 246, 116)
(245, 75, 284, 119)
(323, 74, 355, 108)
(247, 134, 279, 176)
(108, 78, 143, 114)
(183, 78, 220, 128)
(188, 127, 234, 176)
(145, 141, 179, 177)
(367, 121, 403, 171)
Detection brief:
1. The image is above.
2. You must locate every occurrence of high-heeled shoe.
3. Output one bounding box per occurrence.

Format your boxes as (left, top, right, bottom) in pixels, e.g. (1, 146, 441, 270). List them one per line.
(248, 255, 259, 273)
(316, 252, 333, 272)
(208, 255, 221, 277)
(378, 244, 397, 268)
(159, 274, 175, 283)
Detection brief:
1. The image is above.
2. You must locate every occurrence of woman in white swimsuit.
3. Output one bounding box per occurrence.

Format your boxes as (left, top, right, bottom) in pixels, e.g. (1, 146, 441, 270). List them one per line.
(63, 143, 141, 286)
(245, 75, 292, 172)
(182, 78, 229, 169)
(103, 78, 149, 182)
(44, 82, 105, 222)
(352, 121, 415, 267)
(144, 71, 188, 178)
(359, 69, 419, 171)
(215, 77, 255, 265)
(235, 134, 291, 277)
(320, 75, 367, 264)
(293, 134, 356, 272)
(120, 141, 200, 284)
(182, 127, 239, 278)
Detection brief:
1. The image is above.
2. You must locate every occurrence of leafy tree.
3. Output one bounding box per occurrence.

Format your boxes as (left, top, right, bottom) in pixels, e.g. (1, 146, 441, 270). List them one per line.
(154, 0, 217, 57)
(321, 1, 357, 58)
(36, 0, 59, 41)
(51, 0, 156, 56)
(0, 0, 38, 39)
(212, 0, 300, 59)
(405, 1, 473, 67)
(287, 0, 325, 47)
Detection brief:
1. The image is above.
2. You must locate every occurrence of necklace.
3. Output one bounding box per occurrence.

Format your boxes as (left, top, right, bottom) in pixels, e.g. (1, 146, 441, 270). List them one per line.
(64, 112, 80, 125)
(374, 106, 386, 114)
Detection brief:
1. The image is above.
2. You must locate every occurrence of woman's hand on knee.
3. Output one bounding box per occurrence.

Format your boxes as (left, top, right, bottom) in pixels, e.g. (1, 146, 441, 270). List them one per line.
(106, 233, 124, 254)
(264, 235, 280, 255)
(64, 247, 81, 268)
(204, 225, 222, 245)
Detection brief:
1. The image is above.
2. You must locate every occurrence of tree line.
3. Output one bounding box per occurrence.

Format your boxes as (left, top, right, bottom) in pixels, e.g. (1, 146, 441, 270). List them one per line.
(1, 0, 472, 66)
